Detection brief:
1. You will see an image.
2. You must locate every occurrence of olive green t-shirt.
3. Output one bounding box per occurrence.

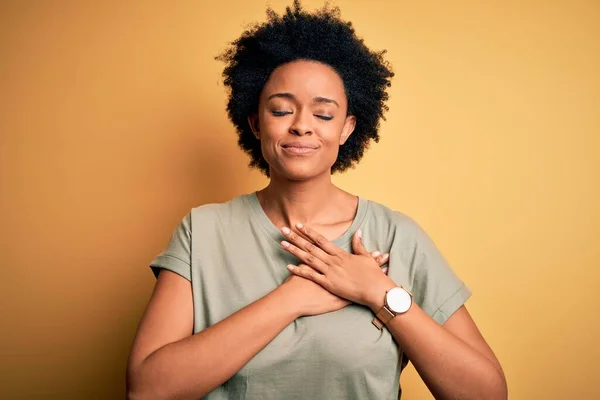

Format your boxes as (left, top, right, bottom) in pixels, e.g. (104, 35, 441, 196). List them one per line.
(150, 192, 471, 399)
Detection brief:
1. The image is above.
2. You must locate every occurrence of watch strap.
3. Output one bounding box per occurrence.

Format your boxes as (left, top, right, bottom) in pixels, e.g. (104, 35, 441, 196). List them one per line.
(371, 305, 395, 330)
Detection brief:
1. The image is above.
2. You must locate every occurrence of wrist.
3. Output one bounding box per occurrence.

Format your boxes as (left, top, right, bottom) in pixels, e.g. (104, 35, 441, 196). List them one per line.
(366, 277, 397, 313)
(272, 284, 303, 320)
(370, 285, 414, 330)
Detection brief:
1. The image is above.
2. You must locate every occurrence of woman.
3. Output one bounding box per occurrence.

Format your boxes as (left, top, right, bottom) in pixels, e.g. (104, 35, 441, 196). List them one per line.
(127, 2, 507, 399)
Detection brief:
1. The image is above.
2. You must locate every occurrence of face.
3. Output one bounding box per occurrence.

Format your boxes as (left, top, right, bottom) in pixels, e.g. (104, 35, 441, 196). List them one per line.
(249, 60, 356, 180)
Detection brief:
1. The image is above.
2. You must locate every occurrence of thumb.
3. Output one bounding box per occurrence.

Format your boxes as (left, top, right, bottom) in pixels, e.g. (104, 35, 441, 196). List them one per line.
(352, 229, 369, 256)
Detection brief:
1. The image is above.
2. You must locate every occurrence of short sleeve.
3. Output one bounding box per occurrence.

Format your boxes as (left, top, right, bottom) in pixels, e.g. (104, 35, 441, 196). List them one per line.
(403, 216, 472, 325)
(149, 213, 192, 281)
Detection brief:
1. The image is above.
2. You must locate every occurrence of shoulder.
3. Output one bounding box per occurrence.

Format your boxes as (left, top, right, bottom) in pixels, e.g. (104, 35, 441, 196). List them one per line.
(187, 193, 250, 227)
(364, 198, 425, 241)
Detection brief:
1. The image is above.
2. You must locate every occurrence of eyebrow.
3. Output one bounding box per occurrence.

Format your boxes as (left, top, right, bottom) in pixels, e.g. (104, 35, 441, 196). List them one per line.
(267, 93, 339, 107)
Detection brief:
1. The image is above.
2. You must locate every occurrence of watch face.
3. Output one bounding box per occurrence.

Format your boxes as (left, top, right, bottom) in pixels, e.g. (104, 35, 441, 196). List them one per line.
(386, 287, 412, 313)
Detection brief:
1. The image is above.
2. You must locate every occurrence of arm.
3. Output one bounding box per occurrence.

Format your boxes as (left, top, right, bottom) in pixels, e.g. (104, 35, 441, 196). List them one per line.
(127, 265, 357, 400)
(366, 299, 507, 400)
(126, 270, 299, 400)
(279, 223, 507, 400)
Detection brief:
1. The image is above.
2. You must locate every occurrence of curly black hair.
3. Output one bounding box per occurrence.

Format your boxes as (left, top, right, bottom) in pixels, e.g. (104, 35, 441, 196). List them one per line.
(216, 0, 394, 176)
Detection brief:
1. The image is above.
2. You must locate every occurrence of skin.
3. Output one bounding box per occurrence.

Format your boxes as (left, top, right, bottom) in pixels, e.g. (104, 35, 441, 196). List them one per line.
(127, 60, 507, 400)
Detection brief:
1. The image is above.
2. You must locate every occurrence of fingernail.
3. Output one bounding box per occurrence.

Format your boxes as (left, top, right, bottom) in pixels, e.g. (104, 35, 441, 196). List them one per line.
(281, 227, 291, 235)
(296, 222, 303, 229)
(357, 229, 362, 239)
(383, 253, 389, 259)
(287, 264, 295, 270)
(281, 241, 290, 248)
(372, 251, 381, 257)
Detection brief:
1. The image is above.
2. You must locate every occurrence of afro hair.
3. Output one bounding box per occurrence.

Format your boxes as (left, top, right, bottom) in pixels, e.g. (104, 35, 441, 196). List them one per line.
(217, 0, 394, 176)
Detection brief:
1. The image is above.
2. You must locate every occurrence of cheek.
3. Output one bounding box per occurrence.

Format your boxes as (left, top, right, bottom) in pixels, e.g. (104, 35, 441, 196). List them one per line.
(318, 131, 343, 164)
(257, 128, 281, 163)
(259, 118, 287, 143)
(321, 124, 345, 147)
(326, 142, 341, 163)
(259, 139, 276, 163)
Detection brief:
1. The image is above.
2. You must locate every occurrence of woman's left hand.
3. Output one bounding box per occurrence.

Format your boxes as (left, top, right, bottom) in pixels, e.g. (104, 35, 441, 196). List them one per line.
(280, 224, 397, 310)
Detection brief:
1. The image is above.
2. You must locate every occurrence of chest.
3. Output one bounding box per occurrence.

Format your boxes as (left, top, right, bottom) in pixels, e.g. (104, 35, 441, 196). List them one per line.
(189, 215, 405, 398)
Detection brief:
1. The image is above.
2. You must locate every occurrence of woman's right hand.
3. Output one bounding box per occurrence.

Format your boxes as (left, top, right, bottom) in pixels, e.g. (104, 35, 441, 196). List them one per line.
(281, 251, 389, 317)
(281, 272, 350, 317)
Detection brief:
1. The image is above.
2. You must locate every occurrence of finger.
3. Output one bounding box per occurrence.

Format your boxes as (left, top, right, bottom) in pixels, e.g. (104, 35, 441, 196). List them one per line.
(281, 240, 330, 274)
(281, 227, 331, 264)
(371, 251, 381, 258)
(382, 267, 389, 275)
(292, 227, 313, 243)
(287, 264, 328, 287)
(351, 229, 369, 256)
(294, 223, 342, 256)
(376, 253, 390, 267)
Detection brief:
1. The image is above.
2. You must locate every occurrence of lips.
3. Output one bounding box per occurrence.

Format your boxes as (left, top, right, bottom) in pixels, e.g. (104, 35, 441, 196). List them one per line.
(281, 142, 319, 155)
(281, 142, 319, 149)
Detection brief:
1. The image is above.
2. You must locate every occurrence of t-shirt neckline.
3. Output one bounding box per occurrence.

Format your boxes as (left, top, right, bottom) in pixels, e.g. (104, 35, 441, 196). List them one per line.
(245, 191, 369, 248)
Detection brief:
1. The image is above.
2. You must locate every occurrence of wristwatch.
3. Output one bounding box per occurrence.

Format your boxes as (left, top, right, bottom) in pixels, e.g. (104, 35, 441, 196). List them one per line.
(372, 286, 413, 330)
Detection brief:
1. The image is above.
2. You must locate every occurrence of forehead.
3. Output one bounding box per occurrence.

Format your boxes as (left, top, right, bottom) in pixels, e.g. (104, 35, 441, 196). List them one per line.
(261, 60, 347, 105)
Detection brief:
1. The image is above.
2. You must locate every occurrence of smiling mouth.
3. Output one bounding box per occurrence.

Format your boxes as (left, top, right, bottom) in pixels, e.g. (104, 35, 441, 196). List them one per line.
(281, 144, 319, 155)
(281, 143, 319, 149)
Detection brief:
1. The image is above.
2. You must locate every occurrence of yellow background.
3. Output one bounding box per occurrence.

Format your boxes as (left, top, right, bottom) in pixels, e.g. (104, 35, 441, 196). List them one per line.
(1, 1, 598, 398)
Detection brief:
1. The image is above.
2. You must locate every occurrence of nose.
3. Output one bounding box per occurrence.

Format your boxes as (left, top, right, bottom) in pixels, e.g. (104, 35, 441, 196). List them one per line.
(289, 109, 313, 136)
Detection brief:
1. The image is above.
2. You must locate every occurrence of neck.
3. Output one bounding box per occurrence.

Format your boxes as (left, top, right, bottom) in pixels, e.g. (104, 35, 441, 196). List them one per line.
(257, 170, 340, 229)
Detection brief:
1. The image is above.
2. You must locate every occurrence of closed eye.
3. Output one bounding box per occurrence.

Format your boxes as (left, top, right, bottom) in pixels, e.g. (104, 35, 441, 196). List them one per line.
(271, 110, 292, 116)
(316, 115, 333, 121)
(271, 111, 332, 121)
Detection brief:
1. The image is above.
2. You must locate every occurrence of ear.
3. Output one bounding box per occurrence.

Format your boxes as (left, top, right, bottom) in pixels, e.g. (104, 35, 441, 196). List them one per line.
(248, 114, 260, 139)
(339, 115, 356, 145)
